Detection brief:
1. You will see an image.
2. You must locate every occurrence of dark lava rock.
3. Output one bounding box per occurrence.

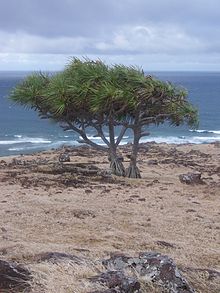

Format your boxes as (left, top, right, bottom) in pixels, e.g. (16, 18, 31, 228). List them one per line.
(91, 289, 119, 293)
(34, 252, 83, 264)
(59, 153, 71, 162)
(147, 159, 158, 165)
(156, 240, 176, 248)
(101, 252, 195, 293)
(90, 271, 140, 293)
(0, 259, 31, 291)
(0, 160, 7, 166)
(179, 172, 204, 185)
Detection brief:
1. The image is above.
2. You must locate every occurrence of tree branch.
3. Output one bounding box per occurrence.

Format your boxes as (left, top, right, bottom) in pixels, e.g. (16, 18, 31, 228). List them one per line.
(140, 113, 170, 125)
(115, 126, 127, 147)
(66, 120, 108, 152)
(90, 122, 110, 147)
(140, 131, 150, 138)
(114, 104, 128, 115)
(60, 125, 72, 131)
(80, 134, 107, 152)
(120, 121, 135, 129)
(109, 114, 116, 148)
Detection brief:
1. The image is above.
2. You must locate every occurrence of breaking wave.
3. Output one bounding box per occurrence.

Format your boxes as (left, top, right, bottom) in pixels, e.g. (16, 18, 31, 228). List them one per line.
(0, 137, 52, 145)
(141, 135, 220, 144)
(1, 130, 220, 156)
(190, 129, 220, 135)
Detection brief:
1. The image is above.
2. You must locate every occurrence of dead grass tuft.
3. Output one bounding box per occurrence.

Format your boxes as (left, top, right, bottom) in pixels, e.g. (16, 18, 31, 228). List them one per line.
(28, 260, 107, 293)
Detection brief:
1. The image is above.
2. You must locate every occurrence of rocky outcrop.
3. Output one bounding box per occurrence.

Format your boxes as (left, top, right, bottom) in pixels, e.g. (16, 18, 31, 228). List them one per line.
(90, 252, 195, 293)
(1, 251, 209, 292)
(90, 271, 140, 293)
(0, 259, 31, 291)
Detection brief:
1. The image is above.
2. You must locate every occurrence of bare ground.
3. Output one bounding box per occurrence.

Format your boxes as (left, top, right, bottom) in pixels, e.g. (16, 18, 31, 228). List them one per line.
(0, 142, 219, 292)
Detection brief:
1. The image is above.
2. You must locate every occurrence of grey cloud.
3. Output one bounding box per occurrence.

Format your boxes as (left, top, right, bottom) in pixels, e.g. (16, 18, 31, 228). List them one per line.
(0, 23, 218, 56)
(1, 0, 124, 38)
(0, 0, 220, 70)
(1, 0, 220, 38)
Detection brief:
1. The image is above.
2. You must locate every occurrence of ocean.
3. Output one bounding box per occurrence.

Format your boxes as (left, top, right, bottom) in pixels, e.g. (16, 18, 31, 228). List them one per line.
(0, 71, 220, 157)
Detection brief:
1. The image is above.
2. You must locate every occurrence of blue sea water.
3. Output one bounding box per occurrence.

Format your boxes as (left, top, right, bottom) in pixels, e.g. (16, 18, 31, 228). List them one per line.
(0, 71, 220, 156)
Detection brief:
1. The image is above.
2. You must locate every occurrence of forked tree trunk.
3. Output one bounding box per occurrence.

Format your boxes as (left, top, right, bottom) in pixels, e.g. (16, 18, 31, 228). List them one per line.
(65, 119, 126, 176)
(108, 115, 125, 176)
(125, 128, 141, 178)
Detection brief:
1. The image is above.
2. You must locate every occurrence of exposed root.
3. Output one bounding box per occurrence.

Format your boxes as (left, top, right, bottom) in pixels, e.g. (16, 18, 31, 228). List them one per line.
(110, 159, 125, 177)
(125, 165, 141, 178)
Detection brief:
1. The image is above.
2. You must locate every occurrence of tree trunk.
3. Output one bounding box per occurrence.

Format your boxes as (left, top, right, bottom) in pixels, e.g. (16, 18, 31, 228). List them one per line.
(125, 164, 141, 178)
(108, 114, 125, 177)
(125, 128, 141, 178)
(109, 151, 125, 177)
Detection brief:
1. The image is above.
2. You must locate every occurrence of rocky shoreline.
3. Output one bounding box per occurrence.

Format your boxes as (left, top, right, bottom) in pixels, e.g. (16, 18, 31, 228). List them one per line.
(0, 142, 219, 292)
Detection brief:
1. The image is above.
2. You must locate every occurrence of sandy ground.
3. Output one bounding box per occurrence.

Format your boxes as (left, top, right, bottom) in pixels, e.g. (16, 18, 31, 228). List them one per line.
(0, 142, 219, 292)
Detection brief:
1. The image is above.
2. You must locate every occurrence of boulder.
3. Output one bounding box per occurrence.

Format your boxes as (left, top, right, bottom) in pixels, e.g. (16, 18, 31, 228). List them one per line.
(179, 172, 204, 185)
(0, 259, 31, 291)
(101, 252, 194, 293)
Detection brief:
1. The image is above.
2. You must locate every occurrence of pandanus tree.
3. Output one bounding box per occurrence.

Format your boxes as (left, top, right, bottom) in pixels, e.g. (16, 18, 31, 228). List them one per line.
(9, 58, 198, 178)
(124, 79, 198, 178)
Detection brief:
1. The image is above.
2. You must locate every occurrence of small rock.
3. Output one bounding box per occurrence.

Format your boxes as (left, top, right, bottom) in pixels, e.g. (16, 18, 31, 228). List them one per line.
(58, 153, 70, 162)
(186, 209, 196, 213)
(72, 209, 96, 219)
(91, 289, 118, 293)
(130, 195, 139, 198)
(85, 189, 92, 194)
(34, 252, 83, 264)
(179, 172, 204, 185)
(147, 159, 158, 165)
(138, 198, 146, 202)
(156, 240, 176, 248)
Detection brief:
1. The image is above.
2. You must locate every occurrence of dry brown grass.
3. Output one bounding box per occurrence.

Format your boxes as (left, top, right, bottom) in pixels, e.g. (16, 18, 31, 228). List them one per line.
(0, 143, 219, 292)
(28, 260, 107, 293)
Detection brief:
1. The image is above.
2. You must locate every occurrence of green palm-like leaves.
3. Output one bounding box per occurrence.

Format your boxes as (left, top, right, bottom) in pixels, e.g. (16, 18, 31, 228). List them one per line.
(43, 73, 71, 116)
(10, 73, 49, 109)
(9, 57, 198, 134)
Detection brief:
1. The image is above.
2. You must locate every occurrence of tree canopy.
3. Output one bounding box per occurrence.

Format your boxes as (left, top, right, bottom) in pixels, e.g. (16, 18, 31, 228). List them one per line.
(9, 58, 198, 178)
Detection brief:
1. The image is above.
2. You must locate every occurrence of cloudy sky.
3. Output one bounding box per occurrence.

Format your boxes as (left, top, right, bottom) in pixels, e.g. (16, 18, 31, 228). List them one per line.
(0, 0, 220, 71)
